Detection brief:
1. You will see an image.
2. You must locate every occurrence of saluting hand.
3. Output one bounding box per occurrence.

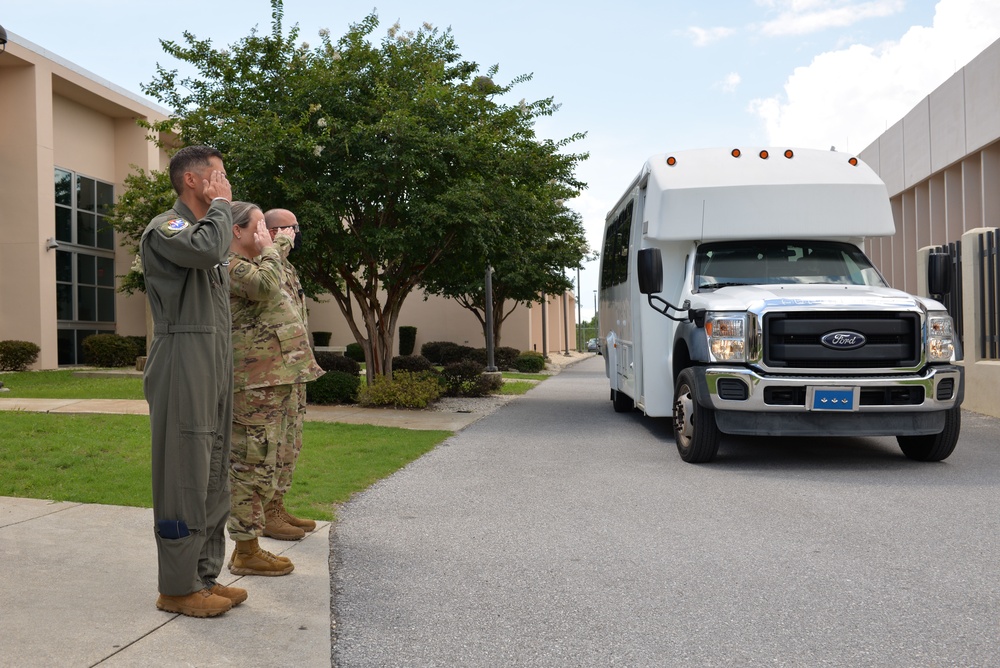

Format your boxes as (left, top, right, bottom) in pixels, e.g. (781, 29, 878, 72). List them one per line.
(203, 169, 232, 203)
(253, 219, 273, 252)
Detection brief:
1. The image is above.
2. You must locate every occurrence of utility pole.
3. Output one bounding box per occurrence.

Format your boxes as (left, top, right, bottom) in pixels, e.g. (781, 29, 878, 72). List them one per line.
(562, 291, 570, 356)
(541, 292, 549, 361)
(576, 267, 583, 351)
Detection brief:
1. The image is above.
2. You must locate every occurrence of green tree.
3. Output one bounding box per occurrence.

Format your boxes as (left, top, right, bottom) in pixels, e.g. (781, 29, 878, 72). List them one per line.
(106, 168, 175, 295)
(137, 0, 586, 382)
(420, 156, 591, 348)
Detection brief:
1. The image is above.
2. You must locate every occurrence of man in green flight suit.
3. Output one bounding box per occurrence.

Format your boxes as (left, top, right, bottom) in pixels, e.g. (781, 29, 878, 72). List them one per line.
(140, 145, 246, 618)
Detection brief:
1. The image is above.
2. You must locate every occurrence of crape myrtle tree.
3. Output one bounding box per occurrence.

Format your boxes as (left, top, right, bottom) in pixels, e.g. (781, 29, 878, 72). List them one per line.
(106, 168, 176, 295)
(135, 0, 587, 382)
(419, 131, 591, 347)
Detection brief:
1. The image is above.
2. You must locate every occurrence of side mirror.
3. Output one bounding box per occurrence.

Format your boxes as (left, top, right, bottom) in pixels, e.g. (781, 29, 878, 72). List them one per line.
(927, 252, 951, 296)
(637, 248, 663, 295)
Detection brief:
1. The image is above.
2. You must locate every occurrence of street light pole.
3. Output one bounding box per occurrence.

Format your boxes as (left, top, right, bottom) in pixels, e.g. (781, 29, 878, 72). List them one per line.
(593, 290, 598, 344)
(484, 264, 496, 372)
(541, 292, 549, 361)
(576, 267, 583, 351)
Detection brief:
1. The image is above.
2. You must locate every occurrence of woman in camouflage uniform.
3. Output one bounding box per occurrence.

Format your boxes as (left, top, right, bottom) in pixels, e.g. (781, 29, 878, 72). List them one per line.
(225, 202, 322, 575)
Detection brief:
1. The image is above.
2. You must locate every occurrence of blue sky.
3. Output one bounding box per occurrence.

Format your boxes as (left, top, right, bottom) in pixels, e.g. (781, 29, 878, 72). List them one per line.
(4, 0, 1000, 318)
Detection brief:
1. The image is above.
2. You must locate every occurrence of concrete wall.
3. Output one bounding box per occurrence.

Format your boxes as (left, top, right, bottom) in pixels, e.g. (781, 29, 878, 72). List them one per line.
(863, 36, 1000, 418)
(306, 289, 578, 357)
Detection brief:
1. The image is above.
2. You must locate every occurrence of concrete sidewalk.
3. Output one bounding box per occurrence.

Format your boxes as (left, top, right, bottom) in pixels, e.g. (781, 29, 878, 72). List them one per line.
(0, 397, 484, 432)
(0, 496, 332, 667)
(0, 351, 595, 666)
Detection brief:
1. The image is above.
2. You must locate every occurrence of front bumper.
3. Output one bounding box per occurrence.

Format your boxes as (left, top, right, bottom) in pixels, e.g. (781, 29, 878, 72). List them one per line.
(689, 364, 964, 437)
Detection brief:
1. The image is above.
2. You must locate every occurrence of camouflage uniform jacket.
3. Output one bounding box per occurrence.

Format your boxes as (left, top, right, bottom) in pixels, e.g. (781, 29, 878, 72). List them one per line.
(277, 241, 310, 332)
(228, 236, 324, 391)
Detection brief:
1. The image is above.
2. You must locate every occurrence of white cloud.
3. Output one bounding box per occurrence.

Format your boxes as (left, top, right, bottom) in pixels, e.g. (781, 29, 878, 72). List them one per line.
(717, 72, 743, 93)
(749, 0, 1000, 151)
(758, 0, 905, 36)
(687, 26, 737, 46)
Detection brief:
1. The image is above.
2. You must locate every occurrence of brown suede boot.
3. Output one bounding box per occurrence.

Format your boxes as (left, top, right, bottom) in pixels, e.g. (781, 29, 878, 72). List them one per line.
(156, 589, 232, 617)
(263, 505, 306, 541)
(229, 538, 294, 576)
(209, 582, 248, 606)
(274, 497, 316, 532)
(228, 543, 291, 568)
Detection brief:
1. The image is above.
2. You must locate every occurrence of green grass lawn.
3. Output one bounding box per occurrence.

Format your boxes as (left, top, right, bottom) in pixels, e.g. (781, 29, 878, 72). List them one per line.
(502, 372, 548, 381)
(0, 370, 144, 399)
(0, 412, 449, 521)
(0, 367, 550, 519)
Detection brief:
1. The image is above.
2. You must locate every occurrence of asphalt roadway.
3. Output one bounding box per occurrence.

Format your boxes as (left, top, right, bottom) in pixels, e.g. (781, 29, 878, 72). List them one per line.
(333, 355, 1000, 667)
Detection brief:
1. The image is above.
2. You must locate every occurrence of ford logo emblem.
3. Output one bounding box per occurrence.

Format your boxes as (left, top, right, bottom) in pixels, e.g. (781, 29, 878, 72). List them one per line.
(821, 331, 867, 350)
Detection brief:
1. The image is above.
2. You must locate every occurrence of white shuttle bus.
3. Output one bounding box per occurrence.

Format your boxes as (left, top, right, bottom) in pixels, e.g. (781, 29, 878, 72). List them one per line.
(598, 147, 963, 463)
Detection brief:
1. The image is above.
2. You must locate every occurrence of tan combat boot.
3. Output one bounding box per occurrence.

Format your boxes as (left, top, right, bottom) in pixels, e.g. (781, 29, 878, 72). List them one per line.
(156, 588, 232, 617)
(227, 543, 291, 568)
(209, 582, 248, 606)
(274, 497, 316, 532)
(263, 504, 306, 541)
(229, 538, 295, 576)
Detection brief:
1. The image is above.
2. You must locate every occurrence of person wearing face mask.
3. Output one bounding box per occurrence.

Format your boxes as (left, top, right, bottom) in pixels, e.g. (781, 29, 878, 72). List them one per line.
(261, 208, 321, 540)
(226, 203, 324, 572)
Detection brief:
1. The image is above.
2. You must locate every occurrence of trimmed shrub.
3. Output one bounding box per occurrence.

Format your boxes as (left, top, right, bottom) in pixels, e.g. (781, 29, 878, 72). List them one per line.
(393, 354, 433, 373)
(124, 335, 147, 358)
(307, 370, 360, 404)
(496, 346, 520, 371)
(358, 370, 443, 408)
(420, 341, 455, 365)
(466, 348, 488, 366)
(82, 334, 138, 368)
(314, 351, 361, 376)
(441, 359, 500, 397)
(0, 340, 41, 372)
(312, 331, 332, 347)
(462, 346, 521, 370)
(345, 342, 365, 363)
(513, 351, 546, 373)
(440, 344, 475, 365)
(398, 326, 417, 356)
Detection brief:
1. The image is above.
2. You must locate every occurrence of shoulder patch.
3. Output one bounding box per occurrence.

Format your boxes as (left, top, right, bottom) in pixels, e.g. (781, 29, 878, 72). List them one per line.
(159, 218, 190, 237)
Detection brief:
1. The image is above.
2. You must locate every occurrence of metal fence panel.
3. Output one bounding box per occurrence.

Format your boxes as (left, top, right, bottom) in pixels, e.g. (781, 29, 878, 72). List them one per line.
(978, 230, 999, 360)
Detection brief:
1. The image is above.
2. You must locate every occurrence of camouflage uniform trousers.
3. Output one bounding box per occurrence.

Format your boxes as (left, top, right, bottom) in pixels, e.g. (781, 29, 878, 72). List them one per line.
(228, 384, 294, 541)
(273, 383, 307, 500)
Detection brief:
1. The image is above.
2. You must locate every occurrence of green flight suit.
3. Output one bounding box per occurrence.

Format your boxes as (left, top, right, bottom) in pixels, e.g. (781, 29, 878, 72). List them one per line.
(140, 198, 233, 597)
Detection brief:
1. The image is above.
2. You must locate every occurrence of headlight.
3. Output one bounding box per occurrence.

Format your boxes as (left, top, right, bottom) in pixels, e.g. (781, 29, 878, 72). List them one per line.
(926, 313, 954, 362)
(706, 314, 746, 362)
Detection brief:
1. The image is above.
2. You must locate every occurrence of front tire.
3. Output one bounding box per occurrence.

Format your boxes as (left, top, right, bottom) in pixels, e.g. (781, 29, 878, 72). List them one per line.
(611, 388, 634, 413)
(673, 368, 721, 463)
(896, 406, 961, 462)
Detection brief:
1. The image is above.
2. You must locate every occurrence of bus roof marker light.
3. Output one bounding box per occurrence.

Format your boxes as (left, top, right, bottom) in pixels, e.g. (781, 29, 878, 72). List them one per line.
(666, 156, 677, 166)
(784, 149, 794, 159)
(759, 150, 769, 160)
(731, 149, 741, 158)
(849, 157, 859, 166)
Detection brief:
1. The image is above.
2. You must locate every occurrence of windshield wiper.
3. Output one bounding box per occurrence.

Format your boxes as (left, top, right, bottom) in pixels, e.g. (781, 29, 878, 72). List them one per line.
(698, 281, 752, 289)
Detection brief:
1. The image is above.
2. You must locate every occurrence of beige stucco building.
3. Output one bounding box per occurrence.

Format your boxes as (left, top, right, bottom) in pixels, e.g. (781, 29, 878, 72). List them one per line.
(860, 36, 1000, 418)
(0, 34, 170, 368)
(0, 32, 578, 370)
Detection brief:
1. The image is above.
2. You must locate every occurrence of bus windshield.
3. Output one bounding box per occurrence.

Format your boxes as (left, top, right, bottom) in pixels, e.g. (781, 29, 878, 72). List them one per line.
(694, 240, 887, 291)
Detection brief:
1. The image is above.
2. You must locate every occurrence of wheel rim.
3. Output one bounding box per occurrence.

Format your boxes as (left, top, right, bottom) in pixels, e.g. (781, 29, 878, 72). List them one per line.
(674, 383, 694, 446)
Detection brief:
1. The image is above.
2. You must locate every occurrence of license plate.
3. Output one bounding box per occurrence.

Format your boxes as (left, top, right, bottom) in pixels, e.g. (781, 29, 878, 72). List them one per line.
(808, 386, 859, 411)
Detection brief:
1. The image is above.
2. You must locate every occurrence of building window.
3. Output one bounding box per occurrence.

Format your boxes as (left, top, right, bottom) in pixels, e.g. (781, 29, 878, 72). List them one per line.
(55, 167, 116, 365)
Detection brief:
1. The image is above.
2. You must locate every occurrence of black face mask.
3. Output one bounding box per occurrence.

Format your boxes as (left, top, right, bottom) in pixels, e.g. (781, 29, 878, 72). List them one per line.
(291, 230, 303, 254)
